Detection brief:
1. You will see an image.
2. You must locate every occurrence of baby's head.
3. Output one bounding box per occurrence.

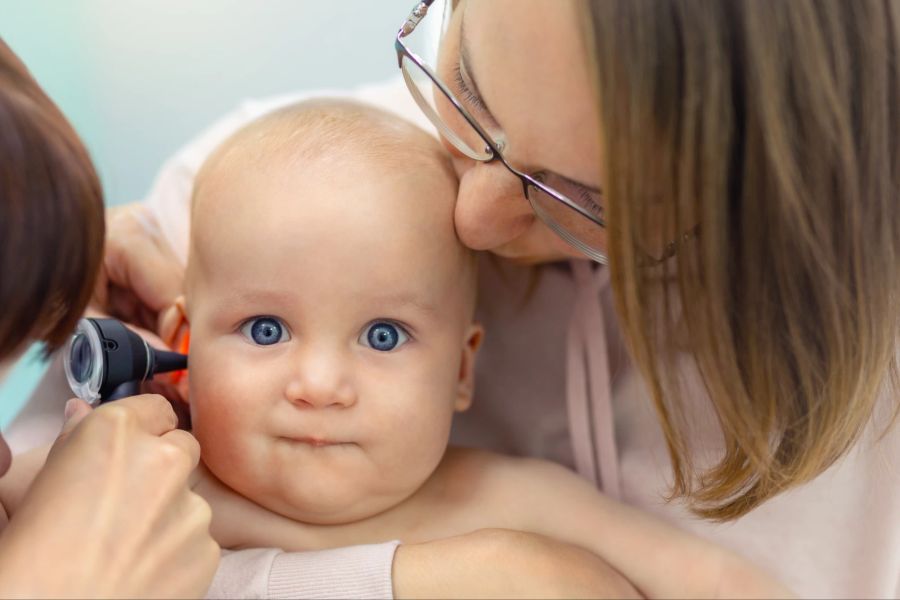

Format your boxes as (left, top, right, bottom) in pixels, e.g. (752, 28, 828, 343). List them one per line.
(178, 99, 480, 525)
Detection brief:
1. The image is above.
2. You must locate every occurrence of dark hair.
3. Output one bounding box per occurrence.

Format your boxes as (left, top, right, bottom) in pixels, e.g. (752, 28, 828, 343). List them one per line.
(587, 0, 899, 519)
(0, 39, 105, 359)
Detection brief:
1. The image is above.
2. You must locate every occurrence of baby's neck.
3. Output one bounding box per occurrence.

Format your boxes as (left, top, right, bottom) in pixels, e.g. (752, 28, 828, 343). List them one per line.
(192, 449, 472, 552)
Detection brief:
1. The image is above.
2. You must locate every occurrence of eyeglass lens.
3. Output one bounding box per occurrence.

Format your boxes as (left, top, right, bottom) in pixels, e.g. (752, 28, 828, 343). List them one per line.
(400, 54, 491, 160)
(398, 0, 609, 262)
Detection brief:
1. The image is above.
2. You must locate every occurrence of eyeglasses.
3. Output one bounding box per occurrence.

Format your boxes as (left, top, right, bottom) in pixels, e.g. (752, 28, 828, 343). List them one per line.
(395, 0, 700, 266)
(395, 0, 609, 264)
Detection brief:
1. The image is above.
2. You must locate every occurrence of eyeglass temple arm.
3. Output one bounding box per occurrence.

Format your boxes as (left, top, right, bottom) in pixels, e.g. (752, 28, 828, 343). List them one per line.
(399, 0, 435, 38)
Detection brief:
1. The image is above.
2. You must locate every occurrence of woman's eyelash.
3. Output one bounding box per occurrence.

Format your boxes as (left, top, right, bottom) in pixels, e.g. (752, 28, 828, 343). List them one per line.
(579, 188, 604, 217)
(453, 63, 488, 112)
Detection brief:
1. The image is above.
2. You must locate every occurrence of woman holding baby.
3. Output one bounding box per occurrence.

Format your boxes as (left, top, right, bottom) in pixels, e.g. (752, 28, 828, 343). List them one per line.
(105, 1, 897, 597)
(4, 0, 898, 597)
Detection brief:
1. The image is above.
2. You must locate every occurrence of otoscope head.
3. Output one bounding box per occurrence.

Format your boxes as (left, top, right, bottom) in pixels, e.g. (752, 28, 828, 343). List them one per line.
(64, 318, 187, 405)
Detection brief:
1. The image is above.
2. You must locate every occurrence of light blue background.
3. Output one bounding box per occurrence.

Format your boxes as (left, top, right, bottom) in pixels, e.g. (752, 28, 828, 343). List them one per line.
(0, 0, 412, 427)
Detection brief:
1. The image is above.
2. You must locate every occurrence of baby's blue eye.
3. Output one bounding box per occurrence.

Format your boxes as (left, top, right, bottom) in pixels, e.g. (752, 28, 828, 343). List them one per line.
(360, 321, 409, 352)
(240, 317, 290, 346)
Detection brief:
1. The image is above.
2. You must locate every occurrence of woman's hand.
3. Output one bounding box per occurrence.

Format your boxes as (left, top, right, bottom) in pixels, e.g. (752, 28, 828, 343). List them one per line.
(393, 528, 643, 599)
(0, 395, 219, 598)
(92, 202, 184, 334)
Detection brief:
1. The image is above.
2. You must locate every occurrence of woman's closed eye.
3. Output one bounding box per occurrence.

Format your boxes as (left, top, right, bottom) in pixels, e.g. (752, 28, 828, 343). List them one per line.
(453, 62, 489, 115)
(535, 171, 605, 221)
(240, 316, 291, 346)
(358, 321, 410, 352)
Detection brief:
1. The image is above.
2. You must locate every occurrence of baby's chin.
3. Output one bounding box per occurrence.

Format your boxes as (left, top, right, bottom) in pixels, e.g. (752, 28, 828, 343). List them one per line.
(240, 475, 420, 526)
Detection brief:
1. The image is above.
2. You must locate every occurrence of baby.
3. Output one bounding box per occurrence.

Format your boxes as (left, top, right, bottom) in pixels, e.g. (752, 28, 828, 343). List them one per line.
(175, 98, 484, 532)
(168, 99, 784, 598)
(0, 100, 787, 599)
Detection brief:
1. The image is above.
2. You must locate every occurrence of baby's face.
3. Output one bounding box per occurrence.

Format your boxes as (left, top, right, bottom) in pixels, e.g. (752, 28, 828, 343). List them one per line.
(185, 147, 476, 524)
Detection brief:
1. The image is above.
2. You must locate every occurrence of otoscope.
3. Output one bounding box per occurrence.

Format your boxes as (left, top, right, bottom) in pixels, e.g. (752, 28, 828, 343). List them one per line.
(63, 317, 187, 405)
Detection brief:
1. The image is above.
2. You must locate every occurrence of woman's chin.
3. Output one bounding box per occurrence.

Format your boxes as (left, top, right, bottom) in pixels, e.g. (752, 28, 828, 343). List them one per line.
(489, 238, 583, 265)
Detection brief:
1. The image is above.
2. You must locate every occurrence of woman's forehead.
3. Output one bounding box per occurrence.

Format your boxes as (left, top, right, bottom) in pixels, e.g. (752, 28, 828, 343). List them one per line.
(462, 0, 602, 188)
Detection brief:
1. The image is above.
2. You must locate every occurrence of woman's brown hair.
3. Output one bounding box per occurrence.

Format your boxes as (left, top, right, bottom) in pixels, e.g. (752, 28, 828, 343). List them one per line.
(0, 39, 104, 359)
(586, 1, 899, 519)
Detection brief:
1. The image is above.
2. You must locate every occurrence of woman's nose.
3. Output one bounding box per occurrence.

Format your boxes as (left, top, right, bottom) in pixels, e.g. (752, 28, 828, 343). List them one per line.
(283, 351, 356, 410)
(452, 157, 535, 252)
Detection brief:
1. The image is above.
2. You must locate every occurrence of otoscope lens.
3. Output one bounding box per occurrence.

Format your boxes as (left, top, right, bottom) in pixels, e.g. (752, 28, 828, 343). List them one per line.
(70, 332, 93, 384)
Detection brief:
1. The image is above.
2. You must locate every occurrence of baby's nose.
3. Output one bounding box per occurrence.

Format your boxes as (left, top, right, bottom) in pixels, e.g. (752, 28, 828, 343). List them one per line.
(283, 354, 356, 409)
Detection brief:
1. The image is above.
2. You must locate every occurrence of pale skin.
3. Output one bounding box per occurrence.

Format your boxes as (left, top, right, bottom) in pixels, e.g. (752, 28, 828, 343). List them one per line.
(0, 395, 219, 598)
(177, 115, 786, 598)
(90, 0, 791, 597)
(3, 106, 789, 598)
(181, 109, 484, 528)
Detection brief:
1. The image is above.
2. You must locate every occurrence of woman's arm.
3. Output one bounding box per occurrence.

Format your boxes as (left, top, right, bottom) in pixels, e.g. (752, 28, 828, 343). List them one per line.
(491, 456, 794, 599)
(195, 463, 641, 599)
(394, 528, 641, 599)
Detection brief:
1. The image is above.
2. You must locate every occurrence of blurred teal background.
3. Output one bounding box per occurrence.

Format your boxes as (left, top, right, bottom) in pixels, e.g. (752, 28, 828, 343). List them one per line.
(0, 0, 411, 427)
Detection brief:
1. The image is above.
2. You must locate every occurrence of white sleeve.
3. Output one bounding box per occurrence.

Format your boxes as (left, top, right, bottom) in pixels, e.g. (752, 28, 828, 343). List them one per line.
(207, 542, 400, 600)
(143, 75, 427, 264)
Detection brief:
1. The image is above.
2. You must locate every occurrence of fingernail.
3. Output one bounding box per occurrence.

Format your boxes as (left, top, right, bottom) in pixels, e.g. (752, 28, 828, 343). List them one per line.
(64, 398, 79, 420)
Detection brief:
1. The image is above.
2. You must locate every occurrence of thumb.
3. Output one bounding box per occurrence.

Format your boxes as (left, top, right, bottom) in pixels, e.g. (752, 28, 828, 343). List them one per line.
(57, 398, 94, 443)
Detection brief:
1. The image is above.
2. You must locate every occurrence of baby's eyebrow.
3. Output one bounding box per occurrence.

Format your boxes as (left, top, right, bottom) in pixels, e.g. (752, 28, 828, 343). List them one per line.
(227, 289, 296, 306)
(370, 292, 437, 317)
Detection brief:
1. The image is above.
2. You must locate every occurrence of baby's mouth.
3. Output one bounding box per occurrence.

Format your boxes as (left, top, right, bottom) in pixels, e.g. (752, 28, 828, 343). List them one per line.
(280, 436, 353, 448)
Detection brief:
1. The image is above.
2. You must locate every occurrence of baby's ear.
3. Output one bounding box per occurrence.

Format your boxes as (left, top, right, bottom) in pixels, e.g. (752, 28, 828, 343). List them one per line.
(158, 295, 191, 403)
(454, 323, 484, 412)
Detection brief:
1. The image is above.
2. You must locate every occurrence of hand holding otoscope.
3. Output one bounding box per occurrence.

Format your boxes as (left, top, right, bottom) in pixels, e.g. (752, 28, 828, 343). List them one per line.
(63, 318, 187, 405)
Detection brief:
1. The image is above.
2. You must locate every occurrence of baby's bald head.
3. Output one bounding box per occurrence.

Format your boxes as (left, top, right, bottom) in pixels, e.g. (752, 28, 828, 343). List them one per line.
(188, 99, 476, 317)
(193, 99, 455, 215)
(182, 101, 486, 527)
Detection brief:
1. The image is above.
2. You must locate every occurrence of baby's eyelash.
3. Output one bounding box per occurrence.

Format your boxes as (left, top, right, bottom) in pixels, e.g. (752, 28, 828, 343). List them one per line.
(372, 319, 414, 340)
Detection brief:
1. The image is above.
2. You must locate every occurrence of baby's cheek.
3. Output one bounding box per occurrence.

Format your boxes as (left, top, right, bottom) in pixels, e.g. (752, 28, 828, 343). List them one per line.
(384, 403, 453, 487)
(189, 364, 250, 447)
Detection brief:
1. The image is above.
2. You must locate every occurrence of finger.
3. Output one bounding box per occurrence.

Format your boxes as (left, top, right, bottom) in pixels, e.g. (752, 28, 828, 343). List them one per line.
(96, 393, 179, 436)
(105, 205, 184, 313)
(90, 264, 110, 311)
(129, 249, 184, 314)
(160, 428, 201, 471)
(57, 398, 94, 441)
(139, 303, 160, 336)
(48, 398, 94, 459)
(107, 284, 142, 324)
(140, 381, 191, 429)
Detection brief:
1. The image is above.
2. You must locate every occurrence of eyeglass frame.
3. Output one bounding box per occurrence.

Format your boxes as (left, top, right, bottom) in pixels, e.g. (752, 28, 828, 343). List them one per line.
(395, 0, 699, 266)
(395, 0, 611, 263)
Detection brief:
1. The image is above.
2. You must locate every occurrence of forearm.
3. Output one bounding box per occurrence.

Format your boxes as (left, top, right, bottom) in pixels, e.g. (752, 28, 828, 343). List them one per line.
(394, 528, 642, 599)
(524, 466, 793, 598)
(575, 494, 749, 598)
(587, 501, 793, 598)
